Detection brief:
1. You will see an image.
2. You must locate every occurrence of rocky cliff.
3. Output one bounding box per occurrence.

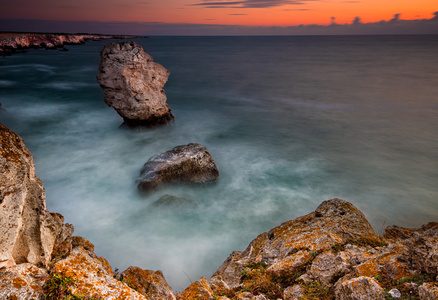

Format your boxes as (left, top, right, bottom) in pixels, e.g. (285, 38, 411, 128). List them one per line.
(0, 122, 437, 299)
(0, 32, 140, 56)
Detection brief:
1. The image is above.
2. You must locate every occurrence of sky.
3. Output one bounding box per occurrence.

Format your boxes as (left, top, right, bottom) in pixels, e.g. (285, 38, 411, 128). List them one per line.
(0, 0, 437, 35)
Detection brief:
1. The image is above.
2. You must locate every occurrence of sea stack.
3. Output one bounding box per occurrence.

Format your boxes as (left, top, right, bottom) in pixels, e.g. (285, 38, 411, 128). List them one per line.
(97, 41, 174, 127)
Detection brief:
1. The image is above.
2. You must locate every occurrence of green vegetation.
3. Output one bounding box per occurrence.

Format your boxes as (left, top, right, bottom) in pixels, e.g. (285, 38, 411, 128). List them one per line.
(374, 272, 434, 300)
(42, 272, 100, 300)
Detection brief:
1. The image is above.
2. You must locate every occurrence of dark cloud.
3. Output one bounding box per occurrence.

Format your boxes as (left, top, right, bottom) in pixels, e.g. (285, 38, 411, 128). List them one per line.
(284, 9, 310, 11)
(229, 13, 248, 15)
(191, 0, 314, 8)
(1, 12, 437, 35)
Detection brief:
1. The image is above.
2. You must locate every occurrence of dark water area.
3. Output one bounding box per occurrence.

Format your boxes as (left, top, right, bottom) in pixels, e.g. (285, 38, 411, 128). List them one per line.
(1, 35, 438, 290)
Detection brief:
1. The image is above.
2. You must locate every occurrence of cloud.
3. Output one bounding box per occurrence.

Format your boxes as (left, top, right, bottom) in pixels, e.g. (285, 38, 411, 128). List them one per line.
(229, 13, 248, 15)
(191, 0, 314, 8)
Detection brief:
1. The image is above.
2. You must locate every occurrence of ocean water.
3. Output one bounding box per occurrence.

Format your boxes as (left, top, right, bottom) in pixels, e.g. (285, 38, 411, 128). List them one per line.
(1, 35, 437, 291)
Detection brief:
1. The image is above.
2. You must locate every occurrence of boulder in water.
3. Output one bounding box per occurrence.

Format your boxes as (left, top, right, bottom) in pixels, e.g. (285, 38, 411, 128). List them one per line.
(97, 41, 174, 127)
(137, 143, 219, 192)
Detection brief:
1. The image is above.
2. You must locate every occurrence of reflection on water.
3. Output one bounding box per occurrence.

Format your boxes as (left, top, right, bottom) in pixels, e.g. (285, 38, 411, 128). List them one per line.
(1, 35, 437, 290)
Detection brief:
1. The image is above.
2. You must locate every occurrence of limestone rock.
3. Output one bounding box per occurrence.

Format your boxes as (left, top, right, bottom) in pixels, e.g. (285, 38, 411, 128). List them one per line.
(418, 282, 438, 300)
(176, 277, 214, 300)
(284, 284, 305, 300)
(335, 276, 385, 300)
(97, 41, 173, 126)
(0, 123, 64, 268)
(138, 143, 219, 192)
(210, 199, 380, 289)
(120, 266, 176, 300)
(53, 247, 146, 299)
(0, 263, 47, 300)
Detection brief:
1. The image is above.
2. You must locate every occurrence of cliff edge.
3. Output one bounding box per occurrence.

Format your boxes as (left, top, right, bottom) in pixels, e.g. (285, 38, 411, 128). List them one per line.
(0, 32, 140, 56)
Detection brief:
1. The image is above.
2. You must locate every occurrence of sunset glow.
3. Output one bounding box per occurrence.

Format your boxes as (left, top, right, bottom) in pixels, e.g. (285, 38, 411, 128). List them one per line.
(0, 0, 437, 35)
(1, 0, 437, 26)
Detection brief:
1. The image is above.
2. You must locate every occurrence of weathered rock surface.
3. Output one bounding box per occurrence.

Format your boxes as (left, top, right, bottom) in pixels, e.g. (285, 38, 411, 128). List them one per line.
(0, 32, 137, 56)
(0, 123, 65, 269)
(0, 263, 47, 300)
(206, 198, 438, 300)
(120, 266, 176, 300)
(97, 41, 174, 126)
(138, 143, 219, 192)
(335, 276, 385, 300)
(176, 277, 214, 300)
(53, 246, 147, 299)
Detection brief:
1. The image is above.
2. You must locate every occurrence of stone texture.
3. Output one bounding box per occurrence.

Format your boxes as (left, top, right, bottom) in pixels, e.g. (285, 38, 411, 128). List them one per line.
(0, 123, 64, 269)
(138, 143, 219, 192)
(418, 282, 438, 300)
(335, 276, 385, 300)
(176, 277, 214, 300)
(210, 199, 380, 290)
(97, 41, 173, 126)
(53, 247, 146, 299)
(0, 263, 47, 300)
(120, 266, 176, 300)
(284, 284, 305, 300)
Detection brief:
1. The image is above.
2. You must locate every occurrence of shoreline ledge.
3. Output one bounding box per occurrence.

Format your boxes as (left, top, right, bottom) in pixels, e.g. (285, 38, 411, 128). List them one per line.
(0, 122, 437, 299)
(0, 32, 144, 56)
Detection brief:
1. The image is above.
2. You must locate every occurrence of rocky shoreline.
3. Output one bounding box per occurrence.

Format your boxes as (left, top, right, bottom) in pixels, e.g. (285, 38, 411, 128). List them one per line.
(1, 122, 437, 299)
(0, 32, 143, 56)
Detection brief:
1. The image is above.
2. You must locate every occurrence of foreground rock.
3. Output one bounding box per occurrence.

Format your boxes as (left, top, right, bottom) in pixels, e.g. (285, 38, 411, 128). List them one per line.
(0, 32, 138, 56)
(137, 143, 219, 192)
(203, 198, 438, 300)
(97, 41, 174, 127)
(0, 122, 175, 299)
(0, 123, 64, 269)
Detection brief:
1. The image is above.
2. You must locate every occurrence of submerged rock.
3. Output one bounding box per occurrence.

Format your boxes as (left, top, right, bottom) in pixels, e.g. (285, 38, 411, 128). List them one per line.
(0, 123, 65, 269)
(151, 194, 198, 209)
(97, 41, 174, 127)
(137, 143, 219, 192)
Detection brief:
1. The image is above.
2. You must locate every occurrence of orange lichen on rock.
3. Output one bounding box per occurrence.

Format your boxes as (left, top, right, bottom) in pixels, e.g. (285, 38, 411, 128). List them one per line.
(120, 266, 175, 299)
(53, 247, 147, 299)
(176, 277, 214, 300)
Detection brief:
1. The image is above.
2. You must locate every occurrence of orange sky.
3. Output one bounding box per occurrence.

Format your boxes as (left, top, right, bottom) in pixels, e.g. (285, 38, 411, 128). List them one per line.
(1, 0, 436, 27)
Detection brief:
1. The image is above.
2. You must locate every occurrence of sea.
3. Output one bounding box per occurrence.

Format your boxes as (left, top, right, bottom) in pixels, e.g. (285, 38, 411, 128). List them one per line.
(1, 35, 437, 291)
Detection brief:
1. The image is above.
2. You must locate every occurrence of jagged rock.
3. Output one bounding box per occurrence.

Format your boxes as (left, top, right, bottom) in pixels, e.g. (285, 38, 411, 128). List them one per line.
(284, 284, 305, 300)
(352, 242, 415, 281)
(418, 282, 438, 299)
(138, 143, 219, 192)
(52, 247, 146, 299)
(97, 41, 173, 126)
(0, 263, 47, 299)
(0, 123, 65, 268)
(176, 277, 214, 300)
(335, 276, 385, 300)
(210, 199, 380, 290)
(308, 250, 350, 285)
(120, 266, 176, 300)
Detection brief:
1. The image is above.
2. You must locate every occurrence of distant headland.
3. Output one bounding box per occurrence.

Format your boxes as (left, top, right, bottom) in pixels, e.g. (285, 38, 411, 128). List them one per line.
(0, 32, 145, 56)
